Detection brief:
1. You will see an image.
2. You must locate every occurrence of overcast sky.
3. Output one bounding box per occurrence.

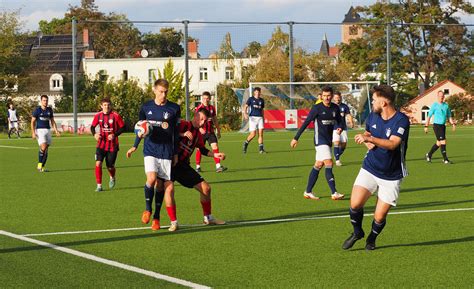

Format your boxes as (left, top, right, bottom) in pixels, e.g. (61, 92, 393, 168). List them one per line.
(1, 0, 473, 56)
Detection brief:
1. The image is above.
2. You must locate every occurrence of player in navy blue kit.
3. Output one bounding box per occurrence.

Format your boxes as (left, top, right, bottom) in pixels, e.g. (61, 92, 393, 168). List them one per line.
(126, 79, 181, 232)
(31, 95, 60, 172)
(290, 86, 344, 201)
(332, 92, 354, 166)
(243, 87, 266, 153)
(342, 84, 410, 251)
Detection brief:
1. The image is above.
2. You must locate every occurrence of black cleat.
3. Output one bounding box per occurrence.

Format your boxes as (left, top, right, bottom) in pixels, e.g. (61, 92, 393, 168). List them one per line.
(365, 241, 376, 251)
(342, 233, 364, 250)
(242, 143, 248, 154)
(196, 167, 202, 173)
(425, 153, 431, 163)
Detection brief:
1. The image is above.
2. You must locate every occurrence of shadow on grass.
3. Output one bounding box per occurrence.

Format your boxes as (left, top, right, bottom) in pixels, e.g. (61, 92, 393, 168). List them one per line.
(48, 164, 143, 173)
(352, 235, 474, 251)
(401, 183, 474, 193)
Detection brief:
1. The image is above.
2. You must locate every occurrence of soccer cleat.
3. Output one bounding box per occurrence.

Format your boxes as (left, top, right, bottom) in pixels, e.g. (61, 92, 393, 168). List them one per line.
(196, 167, 202, 173)
(242, 142, 248, 153)
(141, 210, 152, 224)
(331, 192, 345, 200)
(335, 160, 342, 166)
(95, 186, 103, 192)
(109, 178, 115, 189)
(443, 159, 452, 164)
(215, 166, 227, 173)
(151, 219, 160, 231)
(425, 153, 432, 163)
(204, 215, 226, 225)
(37, 163, 43, 171)
(168, 221, 179, 232)
(342, 232, 364, 250)
(365, 241, 376, 251)
(259, 149, 267, 154)
(303, 191, 320, 200)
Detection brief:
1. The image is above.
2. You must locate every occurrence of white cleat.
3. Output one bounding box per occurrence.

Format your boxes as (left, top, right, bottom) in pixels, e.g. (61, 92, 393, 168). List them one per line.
(303, 191, 320, 200)
(331, 192, 345, 200)
(204, 215, 226, 225)
(335, 160, 342, 166)
(168, 221, 179, 232)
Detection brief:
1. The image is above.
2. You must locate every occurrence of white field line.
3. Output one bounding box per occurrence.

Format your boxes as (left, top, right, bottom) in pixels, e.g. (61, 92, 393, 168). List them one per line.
(0, 230, 210, 289)
(22, 207, 474, 237)
(0, 145, 29, 149)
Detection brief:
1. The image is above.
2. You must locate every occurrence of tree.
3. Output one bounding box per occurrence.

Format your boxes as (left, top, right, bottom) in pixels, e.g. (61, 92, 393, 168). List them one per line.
(241, 41, 262, 58)
(218, 32, 237, 59)
(447, 93, 473, 124)
(155, 59, 186, 113)
(141, 28, 184, 57)
(216, 84, 241, 130)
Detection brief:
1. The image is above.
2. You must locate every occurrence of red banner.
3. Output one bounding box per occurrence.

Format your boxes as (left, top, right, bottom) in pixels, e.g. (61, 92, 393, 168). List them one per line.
(263, 109, 314, 129)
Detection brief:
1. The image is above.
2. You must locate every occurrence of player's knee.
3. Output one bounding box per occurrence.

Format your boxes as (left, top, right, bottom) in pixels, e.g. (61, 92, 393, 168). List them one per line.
(374, 215, 386, 224)
(95, 161, 102, 167)
(314, 162, 323, 169)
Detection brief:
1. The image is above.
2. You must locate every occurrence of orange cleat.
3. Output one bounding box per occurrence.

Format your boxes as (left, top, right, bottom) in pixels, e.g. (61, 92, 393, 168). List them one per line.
(141, 210, 151, 224)
(151, 219, 160, 231)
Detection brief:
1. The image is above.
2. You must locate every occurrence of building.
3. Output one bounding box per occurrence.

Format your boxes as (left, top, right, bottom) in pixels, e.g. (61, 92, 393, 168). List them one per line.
(341, 6, 363, 44)
(319, 34, 340, 58)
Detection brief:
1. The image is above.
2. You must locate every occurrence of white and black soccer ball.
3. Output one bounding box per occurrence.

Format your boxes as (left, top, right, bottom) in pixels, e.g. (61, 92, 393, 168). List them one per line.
(134, 120, 152, 138)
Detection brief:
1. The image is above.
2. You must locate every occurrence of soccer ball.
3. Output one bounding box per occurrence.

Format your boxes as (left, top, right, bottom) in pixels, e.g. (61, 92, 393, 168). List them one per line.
(134, 120, 152, 138)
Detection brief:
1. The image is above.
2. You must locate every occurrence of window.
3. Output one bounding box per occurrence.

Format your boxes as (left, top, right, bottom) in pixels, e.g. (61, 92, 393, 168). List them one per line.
(349, 25, 359, 36)
(444, 89, 450, 95)
(225, 67, 234, 80)
(148, 69, 158, 85)
(49, 74, 63, 91)
(199, 67, 208, 81)
(122, 70, 128, 81)
(421, 106, 430, 124)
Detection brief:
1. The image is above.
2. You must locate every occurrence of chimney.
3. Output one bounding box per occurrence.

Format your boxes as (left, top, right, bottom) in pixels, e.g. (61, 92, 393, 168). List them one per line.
(188, 40, 198, 59)
(82, 29, 89, 47)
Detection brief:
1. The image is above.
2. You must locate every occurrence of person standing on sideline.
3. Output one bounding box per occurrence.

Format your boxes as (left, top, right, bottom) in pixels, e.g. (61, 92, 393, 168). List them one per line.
(332, 92, 354, 166)
(126, 79, 181, 232)
(195, 91, 227, 173)
(290, 86, 345, 201)
(31, 95, 60, 172)
(91, 98, 125, 192)
(243, 87, 266, 154)
(7, 103, 20, 138)
(424, 90, 456, 164)
(342, 84, 410, 251)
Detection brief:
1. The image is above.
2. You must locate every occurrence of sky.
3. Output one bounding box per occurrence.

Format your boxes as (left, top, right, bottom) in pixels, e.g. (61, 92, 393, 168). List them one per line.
(1, 0, 473, 57)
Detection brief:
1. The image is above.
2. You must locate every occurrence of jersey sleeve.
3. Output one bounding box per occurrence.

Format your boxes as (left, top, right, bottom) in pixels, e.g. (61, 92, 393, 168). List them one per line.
(261, 99, 265, 109)
(91, 113, 99, 127)
(196, 133, 210, 156)
(173, 106, 182, 154)
(32, 108, 39, 118)
(115, 113, 125, 136)
(139, 106, 146, 121)
(365, 113, 372, 132)
(427, 104, 435, 118)
(245, 98, 251, 106)
(334, 106, 342, 130)
(49, 108, 54, 118)
(392, 115, 410, 140)
(294, 106, 318, 140)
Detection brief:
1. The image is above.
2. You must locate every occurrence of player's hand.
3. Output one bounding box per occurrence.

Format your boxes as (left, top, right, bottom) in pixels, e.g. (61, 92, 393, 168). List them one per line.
(126, 147, 136, 158)
(54, 130, 60, 137)
(424, 127, 428, 134)
(172, 154, 178, 167)
(107, 134, 115, 141)
(184, 131, 193, 140)
(214, 152, 226, 160)
(32, 132, 37, 139)
(452, 124, 456, 132)
(290, 139, 298, 148)
(199, 127, 206, 135)
(336, 128, 342, 135)
(364, 142, 375, 150)
(137, 131, 144, 139)
(94, 133, 101, 141)
(354, 134, 368, 144)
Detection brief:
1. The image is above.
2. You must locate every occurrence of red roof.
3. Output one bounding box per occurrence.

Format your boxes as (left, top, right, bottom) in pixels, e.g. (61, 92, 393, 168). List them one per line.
(407, 80, 465, 105)
(329, 47, 340, 57)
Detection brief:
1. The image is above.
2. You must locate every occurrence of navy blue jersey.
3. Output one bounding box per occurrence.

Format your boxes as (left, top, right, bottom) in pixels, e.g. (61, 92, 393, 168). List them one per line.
(32, 106, 54, 129)
(246, 97, 264, 117)
(294, 103, 342, 146)
(363, 111, 410, 180)
(337, 103, 351, 130)
(136, 100, 181, 160)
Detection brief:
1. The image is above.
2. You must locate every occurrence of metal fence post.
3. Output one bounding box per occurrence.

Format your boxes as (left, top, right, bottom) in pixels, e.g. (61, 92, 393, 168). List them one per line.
(183, 20, 190, 121)
(386, 22, 392, 86)
(72, 17, 78, 134)
(288, 21, 294, 109)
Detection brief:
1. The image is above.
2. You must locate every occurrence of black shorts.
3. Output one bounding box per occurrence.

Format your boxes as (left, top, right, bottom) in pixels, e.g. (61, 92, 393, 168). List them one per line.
(95, 148, 118, 168)
(171, 162, 204, 188)
(202, 133, 218, 146)
(433, 124, 446, 141)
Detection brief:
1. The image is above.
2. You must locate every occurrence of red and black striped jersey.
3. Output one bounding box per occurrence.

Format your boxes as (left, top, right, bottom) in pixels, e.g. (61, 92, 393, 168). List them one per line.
(177, 120, 209, 164)
(195, 104, 216, 134)
(91, 111, 125, 152)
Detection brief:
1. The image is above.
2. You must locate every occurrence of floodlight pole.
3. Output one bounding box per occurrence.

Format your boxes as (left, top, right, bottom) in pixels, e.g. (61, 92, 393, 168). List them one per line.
(183, 20, 190, 121)
(288, 21, 294, 109)
(72, 17, 78, 134)
(386, 23, 392, 86)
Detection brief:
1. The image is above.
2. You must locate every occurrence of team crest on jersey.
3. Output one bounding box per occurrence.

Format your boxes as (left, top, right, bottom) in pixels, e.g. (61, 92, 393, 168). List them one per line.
(108, 119, 113, 124)
(104, 123, 109, 128)
(161, 121, 169, 129)
(163, 112, 170, 120)
(385, 128, 391, 137)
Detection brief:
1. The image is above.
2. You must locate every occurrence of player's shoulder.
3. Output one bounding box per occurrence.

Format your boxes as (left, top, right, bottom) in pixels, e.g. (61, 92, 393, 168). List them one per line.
(395, 111, 410, 124)
(166, 101, 180, 111)
(142, 100, 154, 108)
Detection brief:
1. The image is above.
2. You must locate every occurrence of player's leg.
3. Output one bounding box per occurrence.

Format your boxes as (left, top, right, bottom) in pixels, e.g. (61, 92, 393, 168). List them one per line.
(322, 157, 343, 200)
(210, 136, 226, 172)
(163, 180, 178, 231)
(142, 157, 158, 224)
(339, 131, 348, 161)
(332, 130, 341, 164)
(304, 148, 323, 200)
(8, 123, 13, 138)
(105, 151, 117, 189)
(94, 148, 105, 191)
(244, 117, 257, 153)
(426, 124, 442, 162)
(439, 125, 450, 163)
(257, 128, 265, 153)
(15, 122, 20, 138)
(151, 180, 164, 230)
(194, 181, 226, 225)
(365, 199, 391, 250)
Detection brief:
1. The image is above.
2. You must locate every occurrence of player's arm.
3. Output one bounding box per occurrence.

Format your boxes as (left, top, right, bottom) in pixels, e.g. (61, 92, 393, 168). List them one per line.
(356, 134, 402, 151)
(50, 110, 60, 136)
(31, 116, 37, 139)
(334, 106, 343, 135)
(347, 113, 354, 129)
(291, 107, 317, 148)
(447, 106, 456, 131)
(243, 104, 249, 120)
(127, 109, 146, 158)
(212, 115, 221, 138)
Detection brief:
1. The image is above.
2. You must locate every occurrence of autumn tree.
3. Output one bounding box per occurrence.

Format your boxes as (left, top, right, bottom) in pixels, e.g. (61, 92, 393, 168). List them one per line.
(141, 28, 184, 57)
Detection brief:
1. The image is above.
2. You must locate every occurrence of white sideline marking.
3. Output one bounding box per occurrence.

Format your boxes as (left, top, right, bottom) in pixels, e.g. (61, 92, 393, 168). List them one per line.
(0, 145, 29, 149)
(22, 207, 474, 237)
(0, 230, 210, 289)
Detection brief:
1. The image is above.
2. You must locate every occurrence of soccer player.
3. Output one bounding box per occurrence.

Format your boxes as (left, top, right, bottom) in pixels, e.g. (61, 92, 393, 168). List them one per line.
(31, 95, 60, 172)
(332, 92, 354, 166)
(126, 79, 181, 232)
(315, 92, 322, 104)
(424, 90, 456, 164)
(342, 84, 410, 251)
(7, 103, 20, 138)
(195, 91, 227, 173)
(90, 98, 125, 192)
(290, 86, 344, 200)
(243, 87, 266, 153)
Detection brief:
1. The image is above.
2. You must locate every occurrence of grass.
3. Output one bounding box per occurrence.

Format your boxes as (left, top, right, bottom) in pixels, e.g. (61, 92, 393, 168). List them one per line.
(1, 126, 473, 288)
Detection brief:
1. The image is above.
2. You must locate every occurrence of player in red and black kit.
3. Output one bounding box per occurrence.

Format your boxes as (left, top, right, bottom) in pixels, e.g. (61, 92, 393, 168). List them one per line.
(172, 107, 226, 225)
(195, 91, 227, 173)
(91, 98, 125, 192)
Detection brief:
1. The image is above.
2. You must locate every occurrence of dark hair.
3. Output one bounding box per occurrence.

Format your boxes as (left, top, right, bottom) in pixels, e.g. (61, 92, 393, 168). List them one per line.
(202, 91, 211, 97)
(154, 78, 169, 88)
(253, 87, 261, 92)
(334, 91, 342, 97)
(321, 86, 333, 95)
(101, 98, 111, 104)
(196, 107, 211, 118)
(371, 84, 395, 103)
(41, 94, 49, 100)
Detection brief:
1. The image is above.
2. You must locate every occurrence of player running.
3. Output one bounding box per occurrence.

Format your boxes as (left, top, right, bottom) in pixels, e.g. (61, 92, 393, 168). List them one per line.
(126, 79, 181, 232)
(342, 84, 410, 251)
(332, 91, 354, 166)
(31, 95, 60, 172)
(195, 91, 227, 173)
(243, 87, 266, 154)
(290, 86, 344, 200)
(90, 98, 125, 192)
(7, 103, 21, 139)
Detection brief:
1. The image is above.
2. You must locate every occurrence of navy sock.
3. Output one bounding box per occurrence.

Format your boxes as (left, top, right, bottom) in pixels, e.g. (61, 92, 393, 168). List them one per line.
(349, 207, 364, 237)
(259, 143, 264, 151)
(367, 219, 386, 243)
(144, 184, 154, 212)
(325, 166, 337, 194)
(340, 147, 345, 156)
(305, 167, 320, 193)
(428, 143, 439, 157)
(42, 151, 48, 166)
(440, 144, 448, 160)
(334, 146, 340, 160)
(38, 150, 44, 163)
(153, 190, 164, 219)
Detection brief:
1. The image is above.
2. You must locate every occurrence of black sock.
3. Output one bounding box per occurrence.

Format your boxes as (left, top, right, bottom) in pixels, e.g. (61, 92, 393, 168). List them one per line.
(42, 151, 48, 166)
(144, 184, 154, 212)
(259, 143, 264, 151)
(428, 143, 439, 157)
(153, 190, 164, 219)
(349, 207, 364, 237)
(38, 150, 44, 163)
(325, 166, 337, 194)
(306, 167, 320, 193)
(440, 144, 448, 160)
(367, 219, 386, 244)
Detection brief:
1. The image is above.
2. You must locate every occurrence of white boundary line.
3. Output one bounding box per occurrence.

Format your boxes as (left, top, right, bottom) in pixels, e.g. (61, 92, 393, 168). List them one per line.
(0, 145, 29, 149)
(0, 230, 210, 289)
(22, 207, 474, 237)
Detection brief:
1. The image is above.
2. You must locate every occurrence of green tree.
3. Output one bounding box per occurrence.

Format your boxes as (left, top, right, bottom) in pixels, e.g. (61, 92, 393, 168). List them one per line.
(447, 93, 474, 124)
(141, 28, 184, 57)
(218, 32, 237, 59)
(241, 41, 262, 58)
(216, 84, 241, 130)
(155, 59, 186, 113)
